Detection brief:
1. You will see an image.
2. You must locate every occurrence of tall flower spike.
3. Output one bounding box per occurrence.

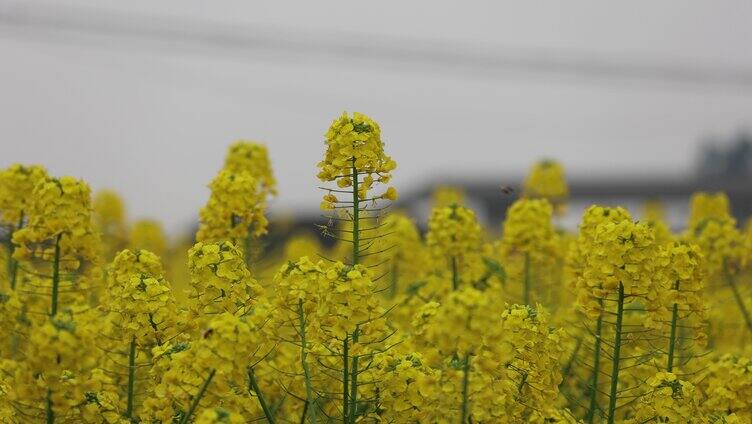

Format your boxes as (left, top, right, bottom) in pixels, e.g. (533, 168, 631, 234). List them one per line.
(129, 219, 167, 258)
(0, 164, 48, 228)
(431, 186, 466, 208)
(317, 111, 396, 189)
(281, 232, 322, 262)
(646, 241, 707, 373)
(360, 349, 443, 422)
(317, 111, 398, 271)
(13, 176, 100, 268)
(107, 248, 164, 288)
(270, 257, 329, 422)
(316, 261, 392, 423)
(0, 164, 48, 291)
(6, 312, 98, 420)
(566, 206, 630, 423)
(522, 160, 569, 214)
(196, 169, 268, 248)
(187, 241, 263, 324)
(412, 289, 565, 422)
(104, 249, 179, 346)
(143, 312, 272, 423)
(697, 354, 752, 421)
(93, 189, 128, 260)
(255, 262, 317, 424)
(689, 218, 744, 277)
(566, 205, 632, 290)
(224, 141, 277, 198)
(580, 218, 664, 308)
(687, 192, 732, 231)
(369, 212, 430, 298)
(643, 198, 667, 223)
(101, 249, 181, 420)
(425, 203, 484, 291)
(578, 217, 665, 423)
(627, 372, 703, 423)
(316, 113, 398, 423)
(689, 217, 752, 338)
(12, 176, 101, 316)
(499, 198, 560, 305)
(641, 198, 673, 244)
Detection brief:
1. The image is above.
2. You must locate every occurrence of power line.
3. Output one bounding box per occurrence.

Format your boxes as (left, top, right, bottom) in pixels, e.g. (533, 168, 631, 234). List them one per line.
(2, 2, 752, 90)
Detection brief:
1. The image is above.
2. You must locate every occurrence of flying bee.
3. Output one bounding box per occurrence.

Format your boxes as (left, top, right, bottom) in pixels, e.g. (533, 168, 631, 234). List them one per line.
(500, 185, 515, 195)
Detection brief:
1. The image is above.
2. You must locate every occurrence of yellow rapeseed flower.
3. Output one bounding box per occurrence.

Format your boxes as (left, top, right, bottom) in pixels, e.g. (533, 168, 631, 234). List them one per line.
(196, 169, 267, 245)
(688, 192, 732, 231)
(522, 160, 569, 213)
(129, 219, 167, 257)
(425, 204, 484, 289)
(0, 164, 48, 227)
(317, 112, 397, 206)
(12, 176, 101, 271)
(187, 241, 263, 323)
(224, 140, 277, 197)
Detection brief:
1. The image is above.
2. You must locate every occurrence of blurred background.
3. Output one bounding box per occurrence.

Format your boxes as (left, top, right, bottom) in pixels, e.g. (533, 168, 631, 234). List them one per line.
(1, 0, 751, 236)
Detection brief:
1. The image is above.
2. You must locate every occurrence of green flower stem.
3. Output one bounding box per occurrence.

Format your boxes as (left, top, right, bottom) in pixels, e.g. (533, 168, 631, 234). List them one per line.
(585, 300, 604, 424)
(7, 215, 24, 359)
(724, 263, 752, 333)
(46, 388, 54, 424)
(342, 338, 349, 423)
(299, 401, 309, 424)
(667, 280, 680, 372)
(606, 283, 625, 424)
(517, 372, 528, 393)
(677, 324, 688, 370)
(298, 300, 317, 424)
(349, 329, 360, 424)
(179, 368, 216, 424)
(4, 237, 12, 286)
(351, 164, 360, 266)
(248, 367, 276, 424)
(8, 252, 19, 290)
(560, 335, 583, 388)
(244, 231, 254, 269)
(50, 233, 62, 317)
(451, 256, 459, 291)
(389, 262, 398, 299)
(523, 252, 531, 305)
(347, 163, 362, 423)
(7, 214, 23, 290)
(460, 354, 471, 424)
(125, 336, 137, 419)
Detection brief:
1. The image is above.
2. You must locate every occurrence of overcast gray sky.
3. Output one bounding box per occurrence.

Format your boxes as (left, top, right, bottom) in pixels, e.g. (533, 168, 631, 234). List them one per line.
(1, 0, 751, 233)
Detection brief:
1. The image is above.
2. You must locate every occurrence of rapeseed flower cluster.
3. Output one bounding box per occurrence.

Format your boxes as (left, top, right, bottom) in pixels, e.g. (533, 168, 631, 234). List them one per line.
(425, 204, 486, 291)
(499, 199, 560, 304)
(522, 160, 569, 213)
(197, 141, 276, 263)
(186, 241, 264, 323)
(128, 219, 167, 257)
(196, 170, 267, 246)
(2, 111, 752, 424)
(688, 192, 732, 230)
(0, 164, 48, 227)
(317, 112, 397, 207)
(224, 141, 277, 198)
(93, 190, 128, 260)
(13, 176, 101, 272)
(431, 186, 466, 208)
